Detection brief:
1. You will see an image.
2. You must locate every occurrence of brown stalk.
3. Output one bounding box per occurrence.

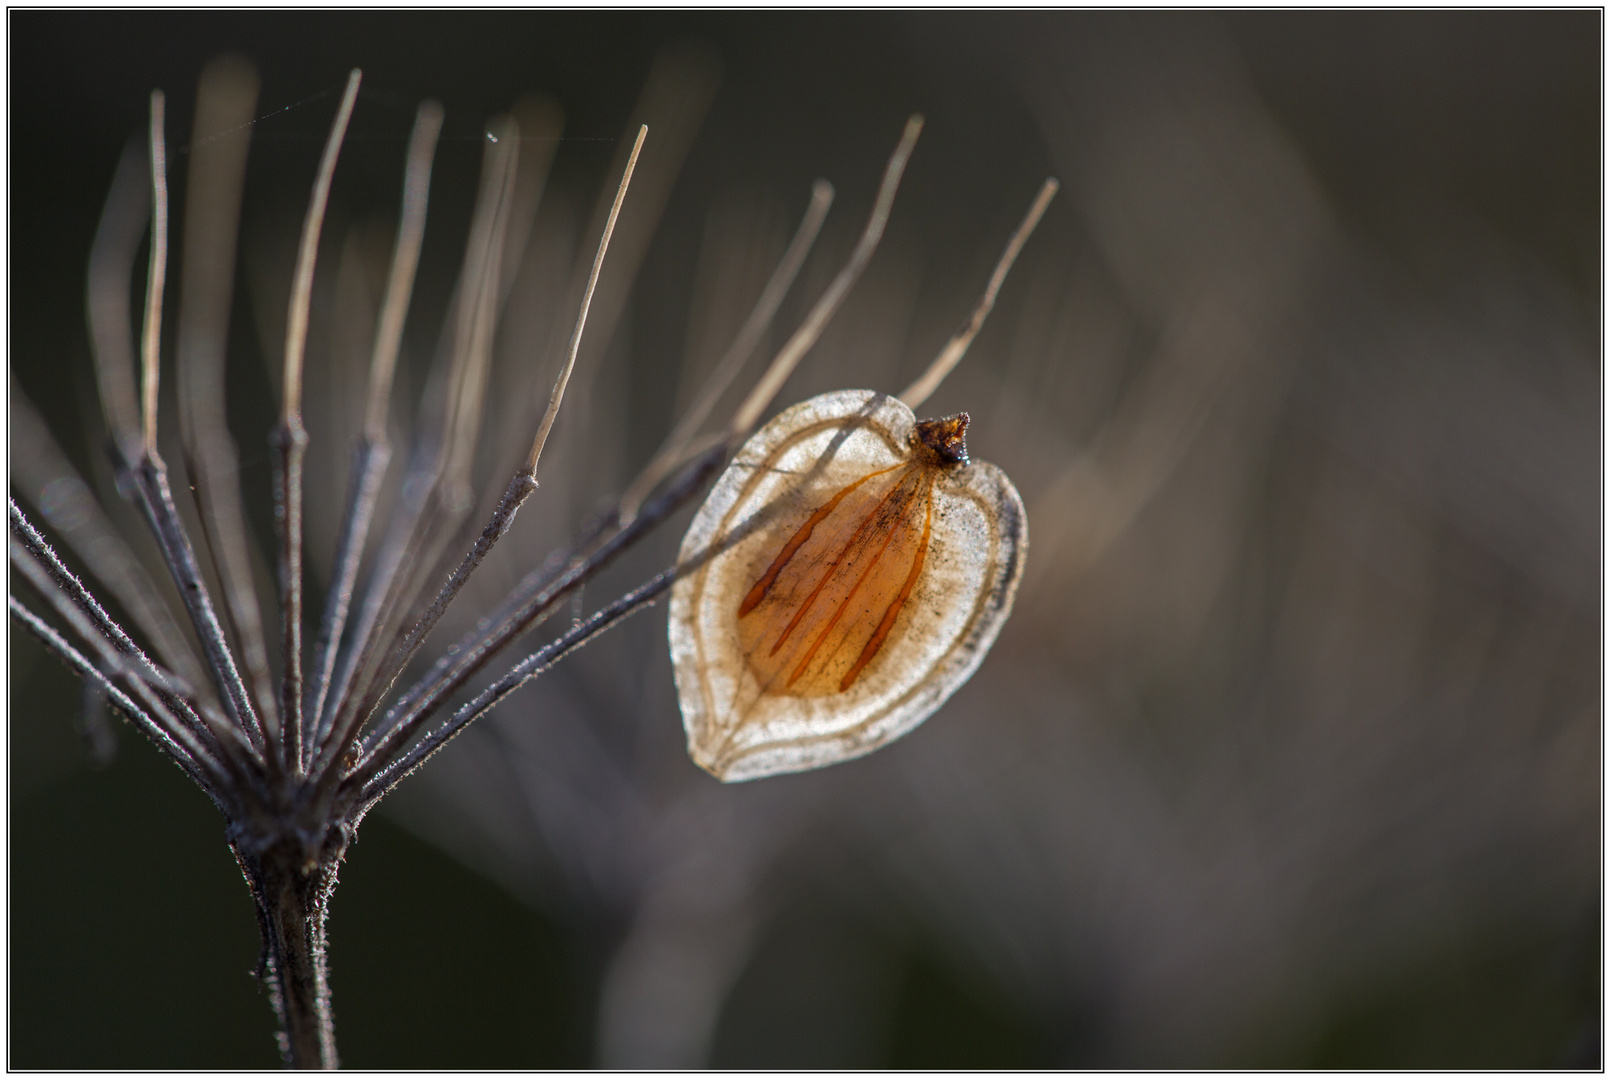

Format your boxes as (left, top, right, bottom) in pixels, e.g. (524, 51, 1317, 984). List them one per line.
(304, 99, 443, 765)
(323, 125, 648, 785)
(86, 137, 148, 459)
(124, 91, 268, 756)
(312, 114, 523, 764)
(10, 382, 212, 700)
(620, 178, 836, 520)
(8, 502, 253, 794)
(139, 91, 168, 457)
(898, 177, 1059, 409)
(272, 67, 361, 773)
(175, 56, 281, 737)
(728, 113, 925, 437)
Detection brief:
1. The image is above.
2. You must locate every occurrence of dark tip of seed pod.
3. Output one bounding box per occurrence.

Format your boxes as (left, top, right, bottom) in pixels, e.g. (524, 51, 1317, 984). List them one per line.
(914, 412, 970, 467)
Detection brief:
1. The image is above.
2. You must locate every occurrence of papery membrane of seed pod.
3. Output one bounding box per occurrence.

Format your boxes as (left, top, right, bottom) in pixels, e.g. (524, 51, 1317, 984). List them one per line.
(669, 388, 1027, 782)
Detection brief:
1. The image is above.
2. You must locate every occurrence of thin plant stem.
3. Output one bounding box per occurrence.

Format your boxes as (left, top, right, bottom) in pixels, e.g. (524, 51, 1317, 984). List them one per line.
(899, 177, 1059, 410)
(140, 91, 167, 456)
(86, 137, 148, 458)
(526, 124, 648, 475)
(728, 114, 924, 437)
(176, 56, 280, 736)
(9, 595, 230, 805)
(304, 100, 443, 764)
(313, 442, 435, 760)
(438, 115, 523, 512)
(620, 178, 835, 520)
(280, 69, 362, 427)
(316, 123, 648, 785)
(365, 100, 445, 445)
(315, 116, 520, 751)
(355, 566, 677, 810)
(304, 433, 391, 763)
(348, 439, 726, 786)
(123, 91, 269, 758)
(274, 68, 361, 774)
(124, 457, 270, 756)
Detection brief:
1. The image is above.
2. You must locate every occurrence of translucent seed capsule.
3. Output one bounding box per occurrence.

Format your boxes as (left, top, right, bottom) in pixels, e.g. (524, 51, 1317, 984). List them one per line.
(669, 388, 1027, 782)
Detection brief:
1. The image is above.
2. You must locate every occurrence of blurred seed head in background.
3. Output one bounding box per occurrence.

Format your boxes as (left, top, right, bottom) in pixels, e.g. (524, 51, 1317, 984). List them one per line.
(9, 10, 1599, 1069)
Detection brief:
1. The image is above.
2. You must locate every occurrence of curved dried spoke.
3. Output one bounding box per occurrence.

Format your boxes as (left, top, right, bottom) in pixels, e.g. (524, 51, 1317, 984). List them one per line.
(10, 596, 230, 809)
(118, 86, 269, 761)
(441, 116, 524, 507)
(126, 456, 268, 755)
(314, 449, 433, 757)
(728, 114, 924, 437)
(10, 382, 211, 700)
(899, 177, 1058, 409)
(524, 124, 647, 475)
(353, 566, 676, 810)
(313, 115, 521, 763)
(304, 100, 443, 767)
(348, 439, 727, 783)
(176, 56, 279, 737)
(85, 136, 149, 458)
(621, 178, 835, 520)
(274, 68, 362, 773)
(140, 91, 169, 456)
(364, 100, 445, 445)
(317, 125, 648, 783)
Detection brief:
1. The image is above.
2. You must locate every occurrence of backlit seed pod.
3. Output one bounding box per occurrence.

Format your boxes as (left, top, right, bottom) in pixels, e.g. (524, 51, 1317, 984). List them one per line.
(670, 388, 1027, 781)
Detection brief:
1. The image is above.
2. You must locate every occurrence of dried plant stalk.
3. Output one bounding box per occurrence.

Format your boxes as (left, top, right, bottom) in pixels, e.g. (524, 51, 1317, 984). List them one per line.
(304, 100, 444, 762)
(339, 124, 648, 782)
(139, 91, 168, 456)
(620, 179, 835, 519)
(728, 114, 925, 437)
(8, 65, 1044, 1067)
(899, 177, 1059, 409)
(176, 55, 279, 737)
(274, 68, 362, 772)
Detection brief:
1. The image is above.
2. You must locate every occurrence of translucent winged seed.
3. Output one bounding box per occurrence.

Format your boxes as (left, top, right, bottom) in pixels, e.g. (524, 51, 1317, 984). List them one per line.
(669, 388, 1027, 782)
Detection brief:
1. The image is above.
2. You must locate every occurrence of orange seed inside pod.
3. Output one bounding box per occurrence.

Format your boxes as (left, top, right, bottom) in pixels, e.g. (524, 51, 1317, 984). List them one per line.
(734, 415, 969, 697)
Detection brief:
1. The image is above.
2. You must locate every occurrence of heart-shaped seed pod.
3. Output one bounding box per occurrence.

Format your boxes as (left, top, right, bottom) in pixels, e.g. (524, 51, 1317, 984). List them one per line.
(669, 388, 1026, 782)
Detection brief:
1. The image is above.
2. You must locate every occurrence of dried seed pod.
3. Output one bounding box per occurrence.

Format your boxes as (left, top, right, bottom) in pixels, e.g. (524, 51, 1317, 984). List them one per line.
(670, 388, 1027, 781)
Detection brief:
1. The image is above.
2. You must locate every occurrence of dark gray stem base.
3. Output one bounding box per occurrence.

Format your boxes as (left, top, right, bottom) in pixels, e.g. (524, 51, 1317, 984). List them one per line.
(235, 831, 347, 1069)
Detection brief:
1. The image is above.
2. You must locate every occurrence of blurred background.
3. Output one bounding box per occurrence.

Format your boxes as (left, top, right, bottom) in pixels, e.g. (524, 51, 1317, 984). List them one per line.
(8, 10, 1600, 1068)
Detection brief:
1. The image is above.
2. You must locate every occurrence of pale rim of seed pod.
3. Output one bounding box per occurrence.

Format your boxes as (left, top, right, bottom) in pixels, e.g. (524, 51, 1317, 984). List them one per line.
(669, 388, 1027, 782)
